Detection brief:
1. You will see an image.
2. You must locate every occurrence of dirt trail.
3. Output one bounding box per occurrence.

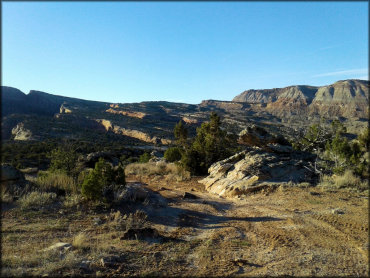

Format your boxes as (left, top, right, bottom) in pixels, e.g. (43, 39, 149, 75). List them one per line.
(2, 177, 368, 277)
(140, 177, 369, 276)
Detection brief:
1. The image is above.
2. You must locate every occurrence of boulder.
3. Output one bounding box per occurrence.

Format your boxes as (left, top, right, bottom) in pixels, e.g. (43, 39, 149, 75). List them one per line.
(200, 147, 315, 198)
(1, 164, 32, 197)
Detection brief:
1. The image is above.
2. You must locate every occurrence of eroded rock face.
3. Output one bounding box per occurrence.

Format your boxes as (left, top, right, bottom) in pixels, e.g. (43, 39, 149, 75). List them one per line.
(233, 80, 369, 119)
(11, 123, 34, 141)
(96, 119, 172, 145)
(199, 147, 315, 198)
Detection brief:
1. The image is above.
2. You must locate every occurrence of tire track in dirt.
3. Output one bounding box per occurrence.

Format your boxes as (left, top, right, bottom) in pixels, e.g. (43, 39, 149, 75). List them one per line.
(303, 214, 368, 275)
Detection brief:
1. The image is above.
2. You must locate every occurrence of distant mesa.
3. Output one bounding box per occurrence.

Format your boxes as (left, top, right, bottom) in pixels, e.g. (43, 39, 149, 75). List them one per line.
(1, 79, 368, 144)
(232, 79, 369, 119)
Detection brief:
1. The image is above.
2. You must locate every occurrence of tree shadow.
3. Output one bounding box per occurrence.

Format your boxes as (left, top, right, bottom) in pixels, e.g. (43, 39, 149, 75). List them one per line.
(146, 205, 283, 229)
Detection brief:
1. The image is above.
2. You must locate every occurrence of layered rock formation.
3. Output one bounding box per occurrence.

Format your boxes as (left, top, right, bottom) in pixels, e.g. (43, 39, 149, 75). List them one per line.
(96, 119, 172, 145)
(1, 79, 368, 146)
(233, 80, 369, 119)
(200, 147, 315, 198)
(105, 108, 146, 119)
(200, 126, 315, 198)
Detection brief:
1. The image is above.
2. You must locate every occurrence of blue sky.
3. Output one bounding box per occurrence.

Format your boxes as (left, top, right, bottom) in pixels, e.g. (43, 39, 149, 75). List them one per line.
(2, 2, 368, 104)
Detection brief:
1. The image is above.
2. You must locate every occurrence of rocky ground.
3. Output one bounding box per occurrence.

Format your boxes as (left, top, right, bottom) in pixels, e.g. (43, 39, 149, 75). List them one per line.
(2, 175, 369, 277)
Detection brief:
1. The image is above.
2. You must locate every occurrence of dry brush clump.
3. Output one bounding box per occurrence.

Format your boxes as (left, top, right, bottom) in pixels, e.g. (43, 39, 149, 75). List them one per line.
(36, 171, 78, 194)
(318, 170, 368, 192)
(18, 191, 58, 210)
(125, 161, 190, 181)
(109, 209, 149, 232)
(72, 232, 90, 250)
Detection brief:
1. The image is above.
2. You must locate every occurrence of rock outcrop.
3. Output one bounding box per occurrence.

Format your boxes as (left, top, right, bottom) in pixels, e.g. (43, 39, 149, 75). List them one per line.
(59, 104, 72, 114)
(199, 147, 315, 198)
(11, 123, 34, 141)
(96, 119, 172, 145)
(106, 108, 146, 119)
(182, 116, 198, 124)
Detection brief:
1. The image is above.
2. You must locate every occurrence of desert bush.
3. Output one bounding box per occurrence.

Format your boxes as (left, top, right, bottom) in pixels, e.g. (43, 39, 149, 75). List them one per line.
(18, 191, 57, 210)
(36, 171, 78, 194)
(81, 158, 126, 201)
(294, 121, 369, 178)
(164, 147, 182, 162)
(318, 170, 368, 191)
(49, 146, 78, 177)
(180, 112, 237, 175)
(139, 152, 151, 163)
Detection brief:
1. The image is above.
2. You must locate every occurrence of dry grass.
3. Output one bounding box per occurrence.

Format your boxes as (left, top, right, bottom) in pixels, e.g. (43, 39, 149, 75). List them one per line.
(319, 170, 368, 191)
(18, 191, 57, 210)
(125, 161, 190, 181)
(1, 185, 14, 203)
(72, 232, 89, 249)
(36, 171, 78, 194)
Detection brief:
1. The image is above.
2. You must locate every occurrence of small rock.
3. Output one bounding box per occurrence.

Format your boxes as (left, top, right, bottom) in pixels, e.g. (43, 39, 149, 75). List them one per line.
(79, 260, 92, 270)
(182, 192, 198, 199)
(100, 255, 121, 267)
(44, 242, 72, 252)
(93, 217, 103, 225)
(331, 208, 345, 215)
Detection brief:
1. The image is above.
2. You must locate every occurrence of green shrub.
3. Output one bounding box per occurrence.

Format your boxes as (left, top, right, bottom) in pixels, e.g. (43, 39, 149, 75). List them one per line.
(164, 147, 182, 162)
(49, 147, 78, 177)
(81, 158, 126, 201)
(180, 112, 236, 175)
(139, 152, 151, 163)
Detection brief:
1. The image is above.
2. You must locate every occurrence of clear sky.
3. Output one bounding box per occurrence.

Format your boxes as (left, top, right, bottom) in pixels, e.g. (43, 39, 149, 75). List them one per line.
(2, 1, 368, 104)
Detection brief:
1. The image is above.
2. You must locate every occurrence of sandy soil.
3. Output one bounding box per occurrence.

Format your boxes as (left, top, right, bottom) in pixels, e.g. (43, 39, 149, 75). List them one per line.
(142, 177, 369, 276)
(2, 176, 369, 276)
